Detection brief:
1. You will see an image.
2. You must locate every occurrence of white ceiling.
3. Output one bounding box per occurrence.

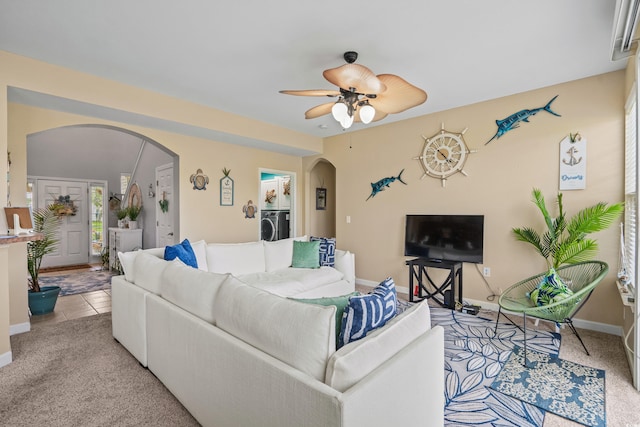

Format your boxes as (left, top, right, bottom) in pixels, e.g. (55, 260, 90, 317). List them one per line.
(0, 0, 628, 146)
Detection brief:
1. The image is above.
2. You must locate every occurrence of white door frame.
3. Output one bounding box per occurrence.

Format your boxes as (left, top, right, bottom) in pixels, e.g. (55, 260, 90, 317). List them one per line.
(258, 168, 296, 240)
(156, 163, 175, 247)
(29, 175, 107, 267)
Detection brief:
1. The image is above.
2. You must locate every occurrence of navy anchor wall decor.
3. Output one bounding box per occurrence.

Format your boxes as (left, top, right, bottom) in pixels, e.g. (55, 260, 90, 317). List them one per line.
(485, 95, 561, 145)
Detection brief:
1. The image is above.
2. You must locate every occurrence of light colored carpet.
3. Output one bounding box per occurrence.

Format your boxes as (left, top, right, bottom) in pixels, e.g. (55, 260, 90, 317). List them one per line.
(1, 313, 199, 426)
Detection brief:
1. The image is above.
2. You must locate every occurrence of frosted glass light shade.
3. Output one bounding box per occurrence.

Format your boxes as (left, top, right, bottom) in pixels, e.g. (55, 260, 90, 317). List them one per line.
(332, 102, 348, 121)
(340, 114, 354, 129)
(359, 104, 375, 124)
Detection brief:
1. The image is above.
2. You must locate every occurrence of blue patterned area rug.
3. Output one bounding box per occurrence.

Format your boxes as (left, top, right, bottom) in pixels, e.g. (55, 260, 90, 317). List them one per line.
(427, 306, 561, 427)
(490, 346, 606, 427)
(39, 270, 116, 296)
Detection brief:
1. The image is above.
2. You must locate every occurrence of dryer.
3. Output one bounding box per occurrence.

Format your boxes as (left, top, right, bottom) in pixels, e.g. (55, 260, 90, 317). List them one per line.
(276, 210, 290, 240)
(261, 211, 279, 241)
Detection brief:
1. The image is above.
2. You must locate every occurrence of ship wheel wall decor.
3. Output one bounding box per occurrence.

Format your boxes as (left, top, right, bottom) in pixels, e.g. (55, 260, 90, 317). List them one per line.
(414, 123, 475, 187)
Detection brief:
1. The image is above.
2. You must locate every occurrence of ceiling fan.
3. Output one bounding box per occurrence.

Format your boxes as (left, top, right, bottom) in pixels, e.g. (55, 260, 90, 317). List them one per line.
(280, 51, 428, 129)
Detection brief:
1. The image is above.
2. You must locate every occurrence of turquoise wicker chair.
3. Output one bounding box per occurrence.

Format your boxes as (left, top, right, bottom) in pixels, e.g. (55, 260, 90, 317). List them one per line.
(495, 261, 609, 367)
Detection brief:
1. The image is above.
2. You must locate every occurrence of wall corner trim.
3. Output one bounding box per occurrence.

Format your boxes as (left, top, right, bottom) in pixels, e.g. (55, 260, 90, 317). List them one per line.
(10, 322, 30, 336)
(0, 351, 12, 368)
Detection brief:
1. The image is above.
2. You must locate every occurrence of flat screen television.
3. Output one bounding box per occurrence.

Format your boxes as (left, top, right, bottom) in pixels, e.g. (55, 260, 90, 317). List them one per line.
(404, 214, 484, 263)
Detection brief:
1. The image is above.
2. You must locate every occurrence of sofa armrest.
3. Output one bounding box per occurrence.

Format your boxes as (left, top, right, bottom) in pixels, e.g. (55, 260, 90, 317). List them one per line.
(335, 249, 355, 286)
(340, 325, 444, 427)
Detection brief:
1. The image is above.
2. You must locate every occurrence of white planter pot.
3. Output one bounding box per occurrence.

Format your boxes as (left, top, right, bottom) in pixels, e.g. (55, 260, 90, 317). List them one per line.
(128, 220, 138, 230)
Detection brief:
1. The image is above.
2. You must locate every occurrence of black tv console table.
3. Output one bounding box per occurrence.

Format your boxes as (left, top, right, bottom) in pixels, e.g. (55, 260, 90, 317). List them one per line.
(406, 258, 463, 309)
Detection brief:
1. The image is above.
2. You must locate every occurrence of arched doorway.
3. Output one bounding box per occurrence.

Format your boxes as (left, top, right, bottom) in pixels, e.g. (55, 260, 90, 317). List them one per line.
(308, 159, 336, 238)
(26, 124, 179, 267)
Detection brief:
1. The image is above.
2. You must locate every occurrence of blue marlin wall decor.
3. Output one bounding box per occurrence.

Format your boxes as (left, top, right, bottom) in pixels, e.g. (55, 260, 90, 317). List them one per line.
(366, 169, 407, 200)
(485, 95, 561, 145)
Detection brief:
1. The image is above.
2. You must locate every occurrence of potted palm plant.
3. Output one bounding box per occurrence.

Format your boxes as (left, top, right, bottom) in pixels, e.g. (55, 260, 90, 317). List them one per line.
(127, 205, 142, 229)
(512, 188, 623, 305)
(27, 205, 63, 314)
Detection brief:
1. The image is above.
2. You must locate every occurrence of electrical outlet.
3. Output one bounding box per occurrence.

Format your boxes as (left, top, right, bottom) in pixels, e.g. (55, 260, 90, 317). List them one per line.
(483, 267, 491, 277)
(346, 215, 351, 224)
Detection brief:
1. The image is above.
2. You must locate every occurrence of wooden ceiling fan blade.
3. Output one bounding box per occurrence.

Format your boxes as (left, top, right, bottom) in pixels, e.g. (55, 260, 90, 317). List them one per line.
(369, 74, 427, 114)
(305, 102, 334, 119)
(279, 89, 341, 97)
(323, 64, 386, 94)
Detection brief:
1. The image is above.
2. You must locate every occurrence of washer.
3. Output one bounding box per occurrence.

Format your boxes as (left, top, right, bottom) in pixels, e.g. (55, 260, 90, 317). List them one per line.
(261, 211, 279, 241)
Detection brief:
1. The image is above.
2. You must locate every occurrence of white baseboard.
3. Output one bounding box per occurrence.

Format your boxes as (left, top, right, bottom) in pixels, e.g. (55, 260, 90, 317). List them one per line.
(0, 351, 12, 368)
(463, 297, 623, 337)
(355, 278, 623, 337)
(10, 322, 30, 336)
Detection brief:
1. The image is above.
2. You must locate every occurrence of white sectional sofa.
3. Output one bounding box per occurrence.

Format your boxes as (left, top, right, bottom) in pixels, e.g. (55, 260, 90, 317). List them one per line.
(111, 237, 444, 427)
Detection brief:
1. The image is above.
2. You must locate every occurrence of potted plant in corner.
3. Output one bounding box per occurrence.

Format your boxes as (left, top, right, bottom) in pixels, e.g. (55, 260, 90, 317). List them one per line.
(127, 205, 142, 230)
(116, 208, 128, 228)
(512, 188, 623, 304)
(27, 205, 63, 315)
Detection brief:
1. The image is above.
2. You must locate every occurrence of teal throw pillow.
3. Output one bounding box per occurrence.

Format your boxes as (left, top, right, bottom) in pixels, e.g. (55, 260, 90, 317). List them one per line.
(164, 239, 198, 269)
(292, 240, 320, 268)
(527, 268, 574, 306)
(292, 292, 360, 347)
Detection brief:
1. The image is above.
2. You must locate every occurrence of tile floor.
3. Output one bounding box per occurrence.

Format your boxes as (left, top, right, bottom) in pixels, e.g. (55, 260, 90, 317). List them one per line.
(30, 266, 112, 326)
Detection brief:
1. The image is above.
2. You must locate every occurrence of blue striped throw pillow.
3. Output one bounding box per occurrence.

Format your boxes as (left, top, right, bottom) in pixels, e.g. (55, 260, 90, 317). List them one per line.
(310, 236, 336, 267)
(338, 277, 397, 348)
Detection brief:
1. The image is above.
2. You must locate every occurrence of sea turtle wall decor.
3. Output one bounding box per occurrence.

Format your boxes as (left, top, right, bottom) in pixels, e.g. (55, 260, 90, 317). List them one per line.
(242, 200, 256, 219)
(190, 168, 209, 190)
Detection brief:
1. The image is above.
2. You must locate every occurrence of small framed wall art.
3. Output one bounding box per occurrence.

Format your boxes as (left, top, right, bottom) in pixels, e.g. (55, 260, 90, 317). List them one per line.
(220, 168, 234, 206)
(316, 188, 326, 210)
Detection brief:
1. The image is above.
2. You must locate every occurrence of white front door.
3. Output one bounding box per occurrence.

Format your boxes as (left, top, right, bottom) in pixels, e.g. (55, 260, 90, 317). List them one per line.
(156, 163, 175, 247)
(37, 179, 89, 268)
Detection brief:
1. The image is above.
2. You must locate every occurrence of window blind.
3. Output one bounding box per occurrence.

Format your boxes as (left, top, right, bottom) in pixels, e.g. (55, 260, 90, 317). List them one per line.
(625, 86, 638, 295)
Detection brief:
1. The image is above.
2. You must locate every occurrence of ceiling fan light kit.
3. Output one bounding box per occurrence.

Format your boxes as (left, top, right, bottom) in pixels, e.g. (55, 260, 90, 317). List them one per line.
(280, 51, 427, 130)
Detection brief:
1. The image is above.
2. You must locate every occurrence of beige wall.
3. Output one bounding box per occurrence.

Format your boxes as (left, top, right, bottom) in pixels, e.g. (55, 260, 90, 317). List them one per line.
(309, 70, 626, 327)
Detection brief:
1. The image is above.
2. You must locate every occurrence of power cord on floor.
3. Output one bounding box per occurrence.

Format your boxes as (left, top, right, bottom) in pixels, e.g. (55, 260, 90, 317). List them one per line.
(475, 264, 499, 302)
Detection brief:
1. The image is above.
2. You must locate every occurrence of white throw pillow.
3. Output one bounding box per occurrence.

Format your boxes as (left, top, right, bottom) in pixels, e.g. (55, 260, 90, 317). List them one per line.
(132, 252, 172, 294)
(206, 241, 266, 275)
(325, 300, 431, 392)
(214, 276, 336, 381)
(160, 259, 228, 324)
(190, 239, 209, 271)
(118, 247, 164, 282)
(264, 238, 294, 272)
(334, 250, 355, 284)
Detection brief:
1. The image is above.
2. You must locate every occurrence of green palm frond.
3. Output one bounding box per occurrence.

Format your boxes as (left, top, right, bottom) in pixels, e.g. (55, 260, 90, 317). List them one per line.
(553, 239, 598, 268)
(513, 188, 623, 269)
(27, 205, 62, 292)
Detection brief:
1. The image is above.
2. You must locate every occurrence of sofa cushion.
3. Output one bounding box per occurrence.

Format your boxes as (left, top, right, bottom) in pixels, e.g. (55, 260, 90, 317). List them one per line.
(334, 250, 355, 284)
(160, 259, 228, 324)
(164, 239, 198, 268)
(310, 236, 336, 267)
(325, 300, 431, 392)
(214, 277, 336, 381)
(292, 292, 359, 346)
(133, 252, 172, 294)
(264, 236, 307, 272)
(291, 240, 320, 268)
(118, 247, 164, 282)
(190, 239, 209, 272)
(338, 277, 397, 347)
(206, 241, 266, 275)
(238, 266, 344, 297)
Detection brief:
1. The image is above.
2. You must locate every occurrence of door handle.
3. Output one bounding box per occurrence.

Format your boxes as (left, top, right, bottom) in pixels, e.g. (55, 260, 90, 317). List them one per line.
(168, 232, 174, 236)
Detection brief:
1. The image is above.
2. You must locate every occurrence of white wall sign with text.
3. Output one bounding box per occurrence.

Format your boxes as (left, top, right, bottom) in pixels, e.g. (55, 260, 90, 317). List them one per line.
(559, 135, 587, 190)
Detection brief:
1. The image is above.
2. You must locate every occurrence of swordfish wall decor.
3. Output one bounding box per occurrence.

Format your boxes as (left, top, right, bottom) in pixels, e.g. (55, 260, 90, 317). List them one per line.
(485, 95, 561, 145)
